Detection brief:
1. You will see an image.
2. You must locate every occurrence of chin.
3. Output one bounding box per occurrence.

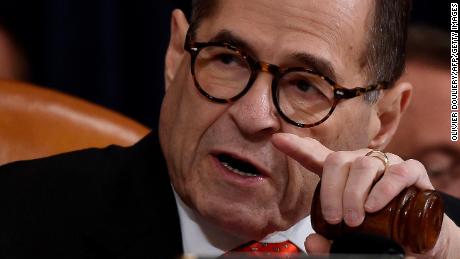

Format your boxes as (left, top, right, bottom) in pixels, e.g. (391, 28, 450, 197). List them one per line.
(176, 154, 311, 239)
(194, 195, 285, 239)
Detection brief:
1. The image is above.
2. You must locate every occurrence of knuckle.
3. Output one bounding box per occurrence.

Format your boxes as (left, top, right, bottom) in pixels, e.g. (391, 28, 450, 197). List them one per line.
(386, 152, 403, 163)
(351, 156, 376, 170)
(378, 181, 398, 197)
(387, 164, 411, 180)
(343, 188, 363, 201)
(406, 159, 426, 170)
(325, 151, 349, 167)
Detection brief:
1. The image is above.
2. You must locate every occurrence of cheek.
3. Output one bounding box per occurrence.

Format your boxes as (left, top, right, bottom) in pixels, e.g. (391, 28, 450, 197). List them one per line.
(159, 68, 230, 192)
(161, 67, 227, 153)
(315, 101, 372, 150)
(283, 159, 320, 215)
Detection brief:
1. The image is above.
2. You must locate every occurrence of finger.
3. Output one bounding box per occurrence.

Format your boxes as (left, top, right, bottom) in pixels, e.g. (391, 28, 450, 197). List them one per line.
(305, 233, 331, 255)
(342, 156, 383, 227)
(426, 215, 458, 258)
(320, 151, 353, 224)
(364, 158, 434, 213)
(271, 133, 331, 175)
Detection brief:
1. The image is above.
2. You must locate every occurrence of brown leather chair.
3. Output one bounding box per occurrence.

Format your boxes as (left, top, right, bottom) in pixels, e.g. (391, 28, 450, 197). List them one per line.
(0, 80, 150, 165)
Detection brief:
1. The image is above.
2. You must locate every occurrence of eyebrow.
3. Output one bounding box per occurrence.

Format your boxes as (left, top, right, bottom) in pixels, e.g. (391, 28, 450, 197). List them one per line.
(209, 30, 258, 58)
(207, 30, 338, 82)
(290, 52, 337, 82)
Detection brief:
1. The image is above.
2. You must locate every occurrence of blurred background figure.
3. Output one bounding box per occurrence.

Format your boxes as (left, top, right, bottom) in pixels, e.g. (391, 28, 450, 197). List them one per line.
(386, 25, 459, 198)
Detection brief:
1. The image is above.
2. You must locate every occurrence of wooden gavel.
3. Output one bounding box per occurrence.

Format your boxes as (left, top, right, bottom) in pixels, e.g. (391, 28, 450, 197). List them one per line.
(311, 183, 445, 254)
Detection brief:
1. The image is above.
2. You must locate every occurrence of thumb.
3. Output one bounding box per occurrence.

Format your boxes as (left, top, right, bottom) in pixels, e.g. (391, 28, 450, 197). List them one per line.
(305, 233, 331, 255)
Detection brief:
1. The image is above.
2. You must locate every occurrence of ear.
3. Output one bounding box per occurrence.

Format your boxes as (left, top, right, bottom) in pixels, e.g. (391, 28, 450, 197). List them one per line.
(164, 9, 189, 91)
(369, 81, 412, 150)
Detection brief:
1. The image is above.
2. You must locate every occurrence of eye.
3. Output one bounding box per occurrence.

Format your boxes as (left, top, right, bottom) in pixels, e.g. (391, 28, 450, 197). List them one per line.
(280, 72, 331, 101)
(217, 53, 241, 65)
(295, 80, 313, 92)
(215, 53, 244, 66)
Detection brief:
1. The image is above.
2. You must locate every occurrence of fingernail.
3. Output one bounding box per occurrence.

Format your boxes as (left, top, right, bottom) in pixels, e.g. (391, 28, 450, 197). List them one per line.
(324, 208, 341, 224)
(365, 196, 377, 211)
(345, 209, 363, 226)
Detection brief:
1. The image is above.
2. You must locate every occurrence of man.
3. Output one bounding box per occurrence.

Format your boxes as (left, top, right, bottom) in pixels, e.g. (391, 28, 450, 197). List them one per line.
(0, 0, 459, 258)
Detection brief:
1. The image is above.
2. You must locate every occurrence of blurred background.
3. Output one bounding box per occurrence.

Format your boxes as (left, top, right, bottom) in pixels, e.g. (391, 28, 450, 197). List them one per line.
(0, 0, 191, 131)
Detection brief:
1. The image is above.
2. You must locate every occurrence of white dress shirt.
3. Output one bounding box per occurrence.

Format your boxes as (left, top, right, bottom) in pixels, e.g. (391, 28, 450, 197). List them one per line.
(173, 190, 314, 257)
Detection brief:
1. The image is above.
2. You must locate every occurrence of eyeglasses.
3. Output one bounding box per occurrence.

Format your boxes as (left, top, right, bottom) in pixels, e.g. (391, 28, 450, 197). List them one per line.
(184, 31, 389, 128)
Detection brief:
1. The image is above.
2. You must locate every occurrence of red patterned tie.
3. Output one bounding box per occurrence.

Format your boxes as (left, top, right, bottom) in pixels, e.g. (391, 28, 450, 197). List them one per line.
(225, 240, 302, 257)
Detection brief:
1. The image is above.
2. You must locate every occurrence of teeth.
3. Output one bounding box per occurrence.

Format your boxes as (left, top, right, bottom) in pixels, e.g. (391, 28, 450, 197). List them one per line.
(221, 162, 258, 177)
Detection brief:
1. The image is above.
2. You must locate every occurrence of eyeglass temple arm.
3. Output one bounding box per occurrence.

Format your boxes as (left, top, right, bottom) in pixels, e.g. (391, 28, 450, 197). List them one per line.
(333, 82, 390, 99)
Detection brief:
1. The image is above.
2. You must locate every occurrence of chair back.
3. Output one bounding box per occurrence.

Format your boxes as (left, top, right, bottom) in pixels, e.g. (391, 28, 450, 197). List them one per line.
(0, 80, 150, 165)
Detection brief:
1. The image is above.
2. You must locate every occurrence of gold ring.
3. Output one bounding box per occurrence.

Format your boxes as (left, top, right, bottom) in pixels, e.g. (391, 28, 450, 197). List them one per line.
(365, 150, 389, 171)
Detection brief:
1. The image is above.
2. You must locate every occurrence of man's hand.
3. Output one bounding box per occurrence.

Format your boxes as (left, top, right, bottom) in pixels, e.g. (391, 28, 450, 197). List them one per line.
(271, 133, 460, 258)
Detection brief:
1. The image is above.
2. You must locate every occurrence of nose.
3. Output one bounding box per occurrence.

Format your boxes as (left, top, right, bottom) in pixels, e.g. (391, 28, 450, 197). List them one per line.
(227, 72, 281, 137)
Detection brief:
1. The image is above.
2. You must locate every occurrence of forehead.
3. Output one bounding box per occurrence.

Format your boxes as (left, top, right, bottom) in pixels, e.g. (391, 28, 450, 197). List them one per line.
(195, 0, 374, 85)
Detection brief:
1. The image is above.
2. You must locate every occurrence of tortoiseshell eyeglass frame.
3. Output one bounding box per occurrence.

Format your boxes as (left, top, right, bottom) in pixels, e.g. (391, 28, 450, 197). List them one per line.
(184, 28, 389, 128)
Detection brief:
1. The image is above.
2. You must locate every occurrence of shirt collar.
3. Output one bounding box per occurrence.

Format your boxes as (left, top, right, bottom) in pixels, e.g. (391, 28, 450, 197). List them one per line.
(173, 188, 314, 256)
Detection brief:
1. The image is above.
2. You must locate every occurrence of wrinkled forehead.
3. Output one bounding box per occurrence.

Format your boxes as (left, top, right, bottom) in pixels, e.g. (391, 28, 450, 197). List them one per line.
(194, 0, 374, 85)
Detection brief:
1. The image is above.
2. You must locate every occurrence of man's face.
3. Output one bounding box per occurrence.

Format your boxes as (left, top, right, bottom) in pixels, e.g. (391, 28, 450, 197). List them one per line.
(160, 0, 377, 239)
(387, 60, 460, 198)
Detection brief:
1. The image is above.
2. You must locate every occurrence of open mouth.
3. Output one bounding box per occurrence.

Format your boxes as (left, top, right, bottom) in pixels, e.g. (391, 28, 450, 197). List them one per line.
(216, 153, 262, 177)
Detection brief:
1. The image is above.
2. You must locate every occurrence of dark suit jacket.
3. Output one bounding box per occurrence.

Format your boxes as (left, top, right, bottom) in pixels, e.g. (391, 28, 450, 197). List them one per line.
(0, 132, 459, 258)
(0, 132, 183, 258)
